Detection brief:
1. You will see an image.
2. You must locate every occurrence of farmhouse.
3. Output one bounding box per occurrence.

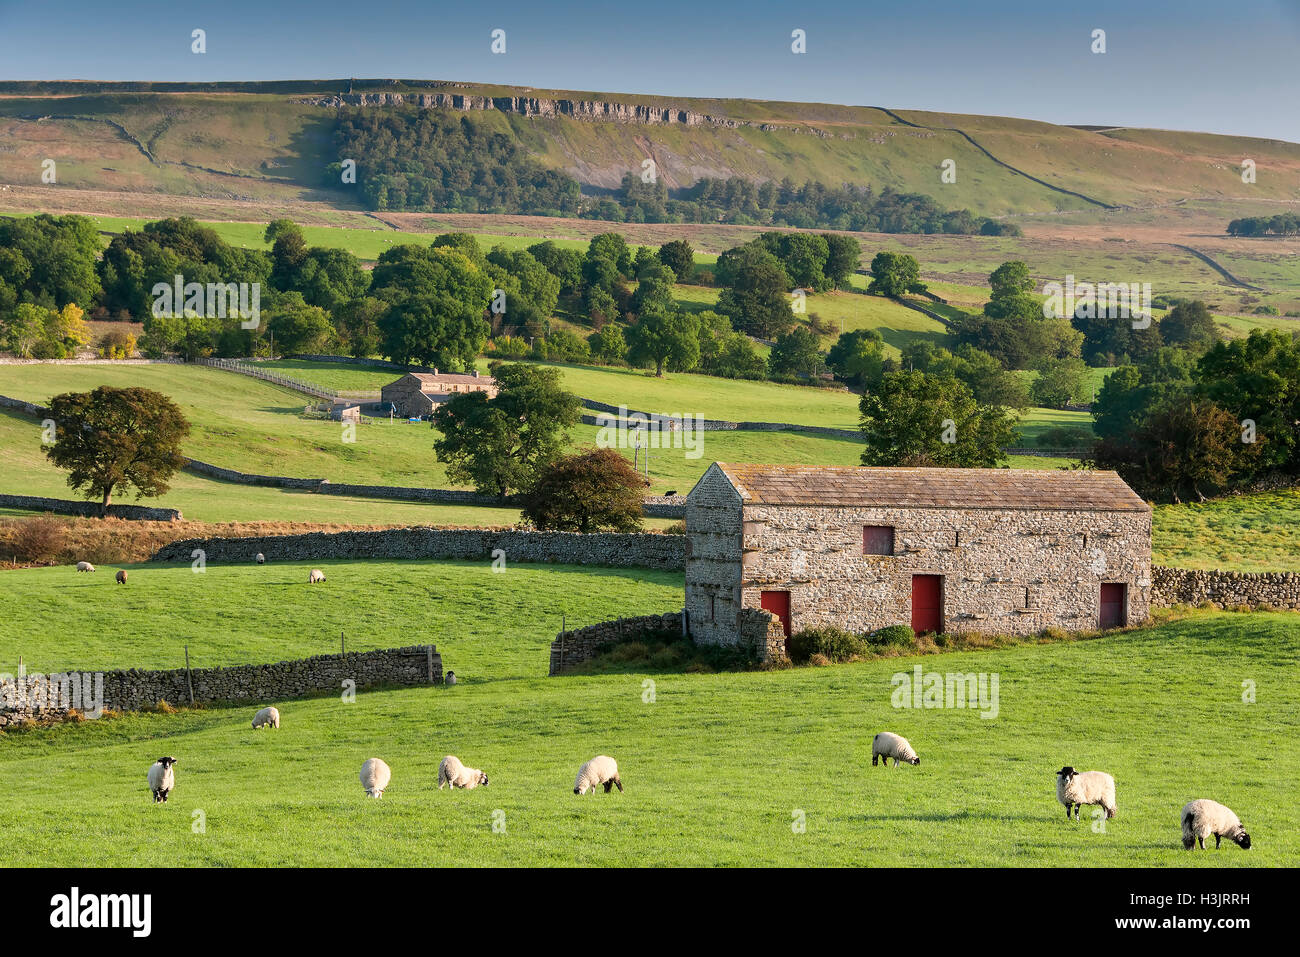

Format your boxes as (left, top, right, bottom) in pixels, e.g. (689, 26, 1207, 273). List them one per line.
(380, 370, 497, 418)
(684, 463, 1152, 649)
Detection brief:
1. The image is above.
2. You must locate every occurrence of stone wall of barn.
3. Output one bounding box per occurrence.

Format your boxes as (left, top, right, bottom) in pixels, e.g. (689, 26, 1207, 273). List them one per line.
(0, 645, 442, 728)
(683, 466, 745, 647)
(689, 500, 1152, 642)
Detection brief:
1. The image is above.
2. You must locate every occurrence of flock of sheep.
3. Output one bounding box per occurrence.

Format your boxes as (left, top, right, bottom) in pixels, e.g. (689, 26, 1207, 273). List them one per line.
(872, 732, 1251, 852)
(147, 703, 624, 803)
(84, 558, 1253, 853)
(144, 722, 1247, 852)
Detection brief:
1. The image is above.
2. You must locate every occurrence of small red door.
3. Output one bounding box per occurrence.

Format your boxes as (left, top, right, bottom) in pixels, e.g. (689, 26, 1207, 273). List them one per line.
(760, 590, 792, 642)
(911, 575, 943, 634)
(1100, 583, 1126, 628)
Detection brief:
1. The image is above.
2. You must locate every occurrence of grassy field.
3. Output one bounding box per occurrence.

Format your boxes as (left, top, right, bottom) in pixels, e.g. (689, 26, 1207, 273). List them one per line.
(0, 560, 682, 676)
(1153, 489, 1300, 572)
(0, 606, 1294, 866)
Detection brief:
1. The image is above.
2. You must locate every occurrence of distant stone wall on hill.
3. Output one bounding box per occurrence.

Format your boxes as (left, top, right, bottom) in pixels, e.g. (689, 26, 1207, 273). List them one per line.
(151, 526, 687, 569)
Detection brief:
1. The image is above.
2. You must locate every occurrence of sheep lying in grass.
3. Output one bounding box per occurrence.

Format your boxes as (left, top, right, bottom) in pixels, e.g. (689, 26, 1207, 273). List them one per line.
(438, 755, 489, 790)
(1056, 766, 1117, 820)
(574, 755, 622, 795)
(1182, 799, 1251, 850)
(309, 569, 326, 584)
(76, 561, 95, 573)
(147, 757, 177, 803)
(872, 731, 920, 767)
(256, 553, 265, 565)
(116, 569, 128, 585)
(360, 758, 391, 798)
(251, 706, 280, 729)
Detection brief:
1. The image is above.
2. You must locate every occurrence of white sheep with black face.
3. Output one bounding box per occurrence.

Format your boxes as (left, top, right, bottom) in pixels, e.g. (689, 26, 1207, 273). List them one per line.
(147, 757, 177, 803)
(574, 756, 622, 795)
(872, 732, 920, 767)
(360, 758, 391, 798)
(255, 553, 265, 565)
(1182, 799, 1251, 850)
(438, 755, 489, 790)
(1056, 766, 1116, 820)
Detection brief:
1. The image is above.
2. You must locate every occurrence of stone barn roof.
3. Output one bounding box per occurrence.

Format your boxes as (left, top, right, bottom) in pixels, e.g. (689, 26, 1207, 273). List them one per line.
(707, 463, 1149, 512)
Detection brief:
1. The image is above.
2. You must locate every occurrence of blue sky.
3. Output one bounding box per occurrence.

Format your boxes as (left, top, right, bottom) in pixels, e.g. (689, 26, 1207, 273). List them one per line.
(1, 0, 1297, 142)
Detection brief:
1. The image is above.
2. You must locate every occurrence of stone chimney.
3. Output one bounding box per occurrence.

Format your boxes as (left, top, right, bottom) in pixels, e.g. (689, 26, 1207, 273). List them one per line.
(472, 369, 480, 378)
(432, 368, 438, 376)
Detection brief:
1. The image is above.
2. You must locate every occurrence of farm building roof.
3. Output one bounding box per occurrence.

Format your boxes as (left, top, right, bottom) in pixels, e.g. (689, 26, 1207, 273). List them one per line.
(709, 463, 1148, 512)
(408, 372, 493, 389)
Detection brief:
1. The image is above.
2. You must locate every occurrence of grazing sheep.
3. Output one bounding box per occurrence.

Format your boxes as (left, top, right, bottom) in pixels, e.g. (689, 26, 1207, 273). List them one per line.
(1182, 799, 1251, 850)
(115, 569, 128, 585)
(1056, 767, 1117, 820)
(147, 757, 177, 803)
(574, 755, 622, 795)
(308, 569, 326, 584)
(255, 553, 265, 565)
(445, 671, 457, 686)
(438, 755, 489, 790)
(872, 731, 920, 767)
(251, 706, 280, 730)
(360, 758, 391, 798)
(75, 561, 95, 573)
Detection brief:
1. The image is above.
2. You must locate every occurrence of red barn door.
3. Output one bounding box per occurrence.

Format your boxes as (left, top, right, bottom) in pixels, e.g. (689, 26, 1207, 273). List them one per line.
(911, 575, 943, 634)
(759, 590, 792, 643)
(1100, 583, 1127, 628)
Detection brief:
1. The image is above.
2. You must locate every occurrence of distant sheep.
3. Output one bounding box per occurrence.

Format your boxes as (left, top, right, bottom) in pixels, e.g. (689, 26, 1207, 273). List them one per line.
(75, 561, 95, 573)
(445, 671, 457, 686)
(1182, 799, 1251, 850)
(115, 569, 128, 585)
(360, 757, 391, 798)
(147, 756, 177, 803)
(251, 706, 280, 730)
(255, 553, 265, 565)
(438, 755, 489, 790)
(309, 569, 326, 584)
(872, 731, 920, 767)
(574, 755, 622, 795)
(1056, 766, 1117, 820)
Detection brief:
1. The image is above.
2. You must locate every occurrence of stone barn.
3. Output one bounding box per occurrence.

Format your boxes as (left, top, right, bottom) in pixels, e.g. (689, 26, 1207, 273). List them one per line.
(685, 463, 1151, 650)
(380, 370, 498, 418)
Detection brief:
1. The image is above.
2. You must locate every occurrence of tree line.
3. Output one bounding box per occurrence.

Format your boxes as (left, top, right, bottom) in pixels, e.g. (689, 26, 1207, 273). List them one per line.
(326, 108, 1022, 235)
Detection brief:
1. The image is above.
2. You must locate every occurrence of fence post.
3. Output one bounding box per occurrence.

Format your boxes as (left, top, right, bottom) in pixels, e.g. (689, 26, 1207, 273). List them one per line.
(184, 645, 194, 706)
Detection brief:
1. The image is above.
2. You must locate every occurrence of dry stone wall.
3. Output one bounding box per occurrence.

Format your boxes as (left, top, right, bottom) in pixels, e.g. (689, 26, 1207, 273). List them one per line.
(548, 612, 684, 674)
(152, 527, 686, 569)
(0, 493, 181, 521)
(1151, 566, 1300, 610)
(0, 645, 441, 728)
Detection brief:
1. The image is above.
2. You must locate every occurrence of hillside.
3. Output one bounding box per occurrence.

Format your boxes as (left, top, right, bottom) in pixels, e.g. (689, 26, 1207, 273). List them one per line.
(2, 79, 1298, 221)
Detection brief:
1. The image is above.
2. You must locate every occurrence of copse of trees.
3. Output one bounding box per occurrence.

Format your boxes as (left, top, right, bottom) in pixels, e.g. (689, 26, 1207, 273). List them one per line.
(332, 108, 582, 215)
(1226, 213, 1300, 237)
(1091, 330, 1300, 501)
(866, 251, 925, 298)
(858, 370, 1016, 468)
(371, 244, 493, 369)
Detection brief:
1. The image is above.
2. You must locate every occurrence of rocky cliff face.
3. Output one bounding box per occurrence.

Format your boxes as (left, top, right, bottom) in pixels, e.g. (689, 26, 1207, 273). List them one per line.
(298, 92, 842, 138)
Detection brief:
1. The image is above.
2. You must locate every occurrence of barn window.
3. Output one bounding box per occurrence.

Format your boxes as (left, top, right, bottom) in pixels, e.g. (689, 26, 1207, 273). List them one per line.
(863, 526, 895, 556)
